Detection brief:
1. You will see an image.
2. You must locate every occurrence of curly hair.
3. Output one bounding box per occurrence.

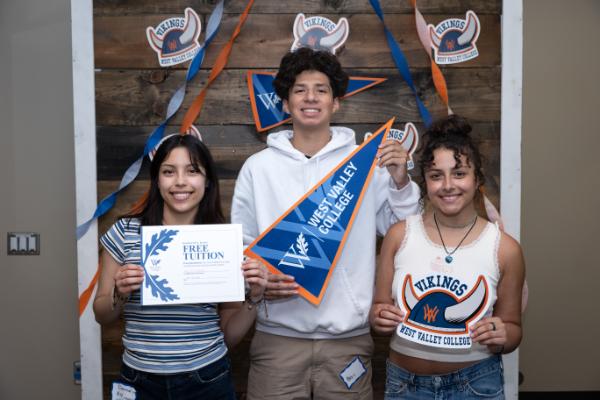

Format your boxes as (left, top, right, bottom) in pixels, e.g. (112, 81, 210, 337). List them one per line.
(273, 47, 349, 100)
(416, 115, 485, 204)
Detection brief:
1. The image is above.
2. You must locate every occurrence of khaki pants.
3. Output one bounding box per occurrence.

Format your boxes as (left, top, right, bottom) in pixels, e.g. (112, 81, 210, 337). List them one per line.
(247, 331, 374, 400)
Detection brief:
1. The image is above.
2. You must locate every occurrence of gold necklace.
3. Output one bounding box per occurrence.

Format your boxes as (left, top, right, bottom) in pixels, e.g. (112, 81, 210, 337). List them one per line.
(433, 212, 478, 264)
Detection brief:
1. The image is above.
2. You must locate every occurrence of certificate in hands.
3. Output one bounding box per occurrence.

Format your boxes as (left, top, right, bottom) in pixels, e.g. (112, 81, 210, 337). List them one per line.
(141, 224, 244, 305)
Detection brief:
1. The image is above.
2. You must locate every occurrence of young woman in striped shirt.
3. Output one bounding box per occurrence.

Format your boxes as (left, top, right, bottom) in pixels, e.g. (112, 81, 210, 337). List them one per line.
(93, 134, 267, 399)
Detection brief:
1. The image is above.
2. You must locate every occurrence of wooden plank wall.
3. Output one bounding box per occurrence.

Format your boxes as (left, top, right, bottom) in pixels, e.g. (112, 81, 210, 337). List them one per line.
(94, 0, 501, 398)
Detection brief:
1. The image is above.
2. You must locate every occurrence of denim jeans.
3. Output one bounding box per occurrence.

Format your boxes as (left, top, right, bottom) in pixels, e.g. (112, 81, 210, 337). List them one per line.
(385, 355, 504, 400)
(118, 356, 236, 400)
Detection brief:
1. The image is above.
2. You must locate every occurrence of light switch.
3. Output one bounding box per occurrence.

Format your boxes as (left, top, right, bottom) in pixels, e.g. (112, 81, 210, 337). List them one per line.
(7, 232, 40, 255)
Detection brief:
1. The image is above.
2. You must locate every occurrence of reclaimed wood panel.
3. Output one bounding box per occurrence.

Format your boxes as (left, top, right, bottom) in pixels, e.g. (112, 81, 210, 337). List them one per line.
(96, 124, 267, 180)
(95, 13, 500, 69)
(94, 0, 501, 16)
(95, 67, 501, 126)
(96, 121, 500, 176)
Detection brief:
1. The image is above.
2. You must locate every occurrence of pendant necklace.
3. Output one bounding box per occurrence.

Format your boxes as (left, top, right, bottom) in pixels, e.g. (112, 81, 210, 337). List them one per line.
(433, 212, 478, 264)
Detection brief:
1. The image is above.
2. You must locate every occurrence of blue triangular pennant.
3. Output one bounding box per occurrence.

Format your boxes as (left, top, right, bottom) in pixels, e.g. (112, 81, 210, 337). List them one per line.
(245, 119, 395, 304)
(247, 71, 387, 132)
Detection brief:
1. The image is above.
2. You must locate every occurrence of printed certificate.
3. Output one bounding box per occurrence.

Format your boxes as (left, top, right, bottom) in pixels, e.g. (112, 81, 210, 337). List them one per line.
(140, 224, 244, 305)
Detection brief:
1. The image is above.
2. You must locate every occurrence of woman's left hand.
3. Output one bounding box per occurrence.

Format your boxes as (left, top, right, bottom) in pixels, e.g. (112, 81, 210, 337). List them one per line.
(242, 258, 268, 301)
(470, 317, 507, 353)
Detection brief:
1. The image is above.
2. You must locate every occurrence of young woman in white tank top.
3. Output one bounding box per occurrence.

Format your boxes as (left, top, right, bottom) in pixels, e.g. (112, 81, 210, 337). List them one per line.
(370, 115, 525, 400)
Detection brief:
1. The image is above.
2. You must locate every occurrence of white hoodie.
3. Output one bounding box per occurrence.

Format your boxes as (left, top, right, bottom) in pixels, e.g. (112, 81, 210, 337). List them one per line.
(231, 126, 420, 339)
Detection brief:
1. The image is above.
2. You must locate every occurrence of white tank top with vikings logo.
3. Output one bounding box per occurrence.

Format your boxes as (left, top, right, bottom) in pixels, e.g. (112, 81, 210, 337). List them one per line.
(390, 214, 500, 362)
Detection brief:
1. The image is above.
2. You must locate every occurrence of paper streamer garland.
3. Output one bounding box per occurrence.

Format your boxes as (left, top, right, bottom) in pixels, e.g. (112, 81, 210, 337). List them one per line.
(410, 0, 452, 115)
(180, 0, 255, 133)
(368, 0, 432, 127)
(76, 2, 224, 240)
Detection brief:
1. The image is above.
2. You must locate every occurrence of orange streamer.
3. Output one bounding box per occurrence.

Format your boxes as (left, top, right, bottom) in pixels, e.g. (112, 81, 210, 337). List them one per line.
(78, 262, 100, 317)
(180, 0, 255, 132)
(410, 0, 452, 113)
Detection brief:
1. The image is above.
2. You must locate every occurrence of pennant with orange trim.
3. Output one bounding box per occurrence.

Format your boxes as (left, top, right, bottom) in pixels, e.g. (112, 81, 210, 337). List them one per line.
(245, 119, 394, 305)
(247, 71, 386, 132)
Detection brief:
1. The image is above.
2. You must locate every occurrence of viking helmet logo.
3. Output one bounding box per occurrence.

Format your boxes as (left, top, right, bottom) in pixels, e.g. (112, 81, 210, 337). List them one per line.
(428, 11, 481, 64)
(402, 275, 488, 333)
(291, 14, 349, 54)
(146, 8, 202, 67)
(386, 122, 419, 170)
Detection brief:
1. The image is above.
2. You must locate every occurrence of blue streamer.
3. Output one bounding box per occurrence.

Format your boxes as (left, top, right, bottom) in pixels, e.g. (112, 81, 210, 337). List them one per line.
(369, 0, 432, 127)
(77, 1, 224, 240)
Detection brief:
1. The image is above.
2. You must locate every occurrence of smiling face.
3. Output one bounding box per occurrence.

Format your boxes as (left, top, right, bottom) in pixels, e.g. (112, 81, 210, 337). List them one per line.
(158, 146, 206, 225)
(283, 70, 340, 131)
(425, 148, 478, 219)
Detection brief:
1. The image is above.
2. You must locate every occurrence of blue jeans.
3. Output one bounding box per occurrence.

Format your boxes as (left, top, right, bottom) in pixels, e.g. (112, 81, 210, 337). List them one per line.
(118, 356, 236, 400)
(385, 355, 504, 400)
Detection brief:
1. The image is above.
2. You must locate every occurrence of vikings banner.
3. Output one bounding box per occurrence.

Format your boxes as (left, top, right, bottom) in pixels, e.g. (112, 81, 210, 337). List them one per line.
(291, 13, 348, 54)
(147, 8, 203, 67)
(429, 11, 481, 65)
(248, 72, 386, 132)
(245, 119, 395, 305)
(386, 122, 419, 170)
(397, 274, 491, 349)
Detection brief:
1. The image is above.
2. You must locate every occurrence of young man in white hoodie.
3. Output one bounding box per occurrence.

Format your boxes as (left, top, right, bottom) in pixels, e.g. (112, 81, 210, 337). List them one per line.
(231, 48, 420, 399)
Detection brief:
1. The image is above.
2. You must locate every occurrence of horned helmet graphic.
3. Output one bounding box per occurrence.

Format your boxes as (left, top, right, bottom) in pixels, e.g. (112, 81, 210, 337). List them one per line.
(389, 123, 419, 155)
(429, 10, 480, 54)
(147, 8, 201, 56)
(292, 14, 349, 54)
(402, 275, 488, 333)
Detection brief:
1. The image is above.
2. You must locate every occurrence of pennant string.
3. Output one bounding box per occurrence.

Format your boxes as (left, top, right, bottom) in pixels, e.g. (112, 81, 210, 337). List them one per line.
(368, 0, 432, 127)
(181, 0, 255, 132)
(410, 0, 452, 114)
(76, 1, 224, 240)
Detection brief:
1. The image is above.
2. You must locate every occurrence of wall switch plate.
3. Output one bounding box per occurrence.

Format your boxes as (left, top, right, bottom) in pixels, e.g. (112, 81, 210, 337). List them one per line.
(7, 232, 40, 255)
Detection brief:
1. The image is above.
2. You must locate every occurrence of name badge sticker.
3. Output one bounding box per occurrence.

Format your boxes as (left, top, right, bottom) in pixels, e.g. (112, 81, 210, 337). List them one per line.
(339, 356, 367, 390)
(112, 382, 136, 400)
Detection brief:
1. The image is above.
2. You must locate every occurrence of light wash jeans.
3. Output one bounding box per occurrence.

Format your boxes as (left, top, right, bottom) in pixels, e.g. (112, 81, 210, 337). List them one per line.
(385, 355, 504, 400)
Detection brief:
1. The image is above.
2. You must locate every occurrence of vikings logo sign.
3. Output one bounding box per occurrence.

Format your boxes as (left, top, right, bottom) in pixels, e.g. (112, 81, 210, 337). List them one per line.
(291, 13, 349, 54)
(397, 275, 490, 349)
(386, 123, 419, 170)
(146, 8, 202, 67)
(429, 11, 481, 65)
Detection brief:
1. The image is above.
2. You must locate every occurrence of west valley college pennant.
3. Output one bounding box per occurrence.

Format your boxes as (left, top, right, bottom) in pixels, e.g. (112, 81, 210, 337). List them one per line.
(245, 119, 395, 305)
(247, 71, 386, 132)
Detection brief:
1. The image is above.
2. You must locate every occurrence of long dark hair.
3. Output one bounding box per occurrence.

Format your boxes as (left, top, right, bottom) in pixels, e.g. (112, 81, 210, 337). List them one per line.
(123, 134, 224, 225)
(416, 115, 485, 206)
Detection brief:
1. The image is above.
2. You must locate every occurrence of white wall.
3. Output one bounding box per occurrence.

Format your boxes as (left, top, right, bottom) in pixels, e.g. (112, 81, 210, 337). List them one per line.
(0, 0, 81, 398)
